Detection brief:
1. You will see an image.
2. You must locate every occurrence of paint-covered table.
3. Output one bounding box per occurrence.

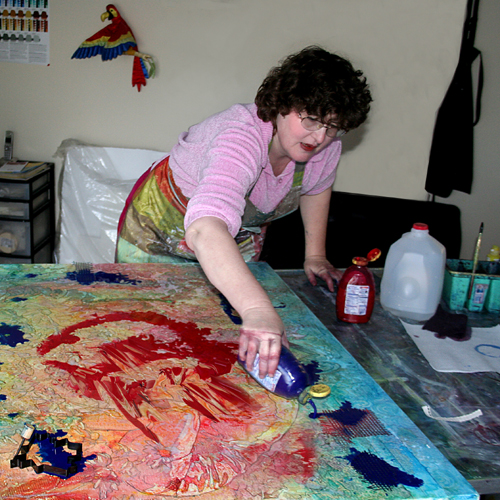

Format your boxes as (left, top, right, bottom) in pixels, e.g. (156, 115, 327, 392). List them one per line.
(279, 269, 500, 496)
(0, 263, 478, 499)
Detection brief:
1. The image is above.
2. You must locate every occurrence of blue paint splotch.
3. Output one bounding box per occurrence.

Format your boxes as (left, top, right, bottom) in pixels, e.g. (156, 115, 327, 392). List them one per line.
(0, 394, 6, 401)
(346, 447, 424, 490)
(0, 323, 28, 347)
(309, 400, 367, 423)
(11, 297, 27, 302)
(330, 401, 367, 425)
(66, 270, 140, 286)
(303, 359, 321, 385)
(30, 429, 96, 478)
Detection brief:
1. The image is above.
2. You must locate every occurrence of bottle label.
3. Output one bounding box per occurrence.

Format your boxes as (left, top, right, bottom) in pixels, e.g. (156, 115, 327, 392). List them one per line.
(344, 284, 370, 315)
(248, 354, 282, 391)
(471, 283, 488, 304)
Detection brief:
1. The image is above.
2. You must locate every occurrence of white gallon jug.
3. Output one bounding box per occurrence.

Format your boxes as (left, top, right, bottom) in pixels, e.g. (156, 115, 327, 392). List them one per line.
(380, 223, 446, 321)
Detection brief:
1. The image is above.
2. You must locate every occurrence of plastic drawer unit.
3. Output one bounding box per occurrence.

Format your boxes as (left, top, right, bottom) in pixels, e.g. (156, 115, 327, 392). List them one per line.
(0, 163, 55, 263)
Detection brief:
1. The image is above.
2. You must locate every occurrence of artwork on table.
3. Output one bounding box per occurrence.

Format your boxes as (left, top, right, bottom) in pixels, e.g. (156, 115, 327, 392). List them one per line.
(71, 4, 155, 91)
(0, 263, 477, 499)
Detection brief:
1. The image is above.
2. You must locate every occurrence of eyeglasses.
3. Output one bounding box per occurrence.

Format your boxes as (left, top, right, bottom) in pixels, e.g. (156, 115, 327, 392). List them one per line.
(298, 112, 346, 138)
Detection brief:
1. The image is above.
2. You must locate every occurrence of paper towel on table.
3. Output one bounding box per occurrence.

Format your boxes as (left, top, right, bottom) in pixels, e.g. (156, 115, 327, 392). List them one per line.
(401, 320, 500, 373)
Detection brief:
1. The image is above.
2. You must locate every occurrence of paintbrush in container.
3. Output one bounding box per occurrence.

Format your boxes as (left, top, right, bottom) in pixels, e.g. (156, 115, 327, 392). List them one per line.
(468, 222, 484, 300)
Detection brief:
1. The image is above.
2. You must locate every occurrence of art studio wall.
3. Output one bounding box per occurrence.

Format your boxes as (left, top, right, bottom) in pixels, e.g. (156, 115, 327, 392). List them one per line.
(1, 0, 496, 260)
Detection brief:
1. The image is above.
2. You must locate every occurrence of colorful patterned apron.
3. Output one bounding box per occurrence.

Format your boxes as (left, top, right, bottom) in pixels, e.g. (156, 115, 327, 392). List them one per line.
(116, 155, 305, 264)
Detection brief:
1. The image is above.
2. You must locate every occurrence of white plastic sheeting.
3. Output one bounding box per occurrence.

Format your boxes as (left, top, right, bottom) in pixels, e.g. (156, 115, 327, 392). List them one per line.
(55, 139, 166, 263)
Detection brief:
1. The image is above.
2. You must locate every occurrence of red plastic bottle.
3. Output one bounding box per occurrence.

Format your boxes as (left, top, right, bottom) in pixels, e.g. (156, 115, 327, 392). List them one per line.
(336, 250, 380, 323)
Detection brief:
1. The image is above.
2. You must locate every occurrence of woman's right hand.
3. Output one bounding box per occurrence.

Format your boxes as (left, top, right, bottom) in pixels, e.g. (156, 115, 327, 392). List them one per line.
(186, 218, 288, 379)
(238, 306, 288, 379)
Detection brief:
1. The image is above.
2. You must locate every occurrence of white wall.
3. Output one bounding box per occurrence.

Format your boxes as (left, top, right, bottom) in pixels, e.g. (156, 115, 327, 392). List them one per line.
(0, 0, 471, 242)
(436, 0, 500, 261)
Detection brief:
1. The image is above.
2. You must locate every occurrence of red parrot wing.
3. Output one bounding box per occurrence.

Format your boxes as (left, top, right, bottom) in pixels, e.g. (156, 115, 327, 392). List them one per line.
(72, 18, 137, 61)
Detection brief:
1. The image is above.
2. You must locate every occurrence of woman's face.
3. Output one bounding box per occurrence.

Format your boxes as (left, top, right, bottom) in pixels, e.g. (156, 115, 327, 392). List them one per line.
(271, 110, 337, 168)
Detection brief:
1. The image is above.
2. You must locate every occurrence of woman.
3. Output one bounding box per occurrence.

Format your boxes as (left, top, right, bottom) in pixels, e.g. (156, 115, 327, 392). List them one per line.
(116, 45, 372, 380)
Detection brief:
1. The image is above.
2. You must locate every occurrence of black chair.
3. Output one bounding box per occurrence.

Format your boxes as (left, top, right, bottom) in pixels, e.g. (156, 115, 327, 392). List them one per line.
(260, 191, 461, 269)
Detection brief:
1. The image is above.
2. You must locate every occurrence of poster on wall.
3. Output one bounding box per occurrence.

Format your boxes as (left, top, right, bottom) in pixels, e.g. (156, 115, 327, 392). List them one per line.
(0, 0, 49, 65)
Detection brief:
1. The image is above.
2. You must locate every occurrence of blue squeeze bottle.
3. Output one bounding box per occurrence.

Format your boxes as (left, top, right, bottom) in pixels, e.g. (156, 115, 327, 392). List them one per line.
(238, 345, 331, 404)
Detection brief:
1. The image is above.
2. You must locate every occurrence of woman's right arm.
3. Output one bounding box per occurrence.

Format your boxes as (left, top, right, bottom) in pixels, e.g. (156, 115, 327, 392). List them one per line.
(185, 216, 286, 378)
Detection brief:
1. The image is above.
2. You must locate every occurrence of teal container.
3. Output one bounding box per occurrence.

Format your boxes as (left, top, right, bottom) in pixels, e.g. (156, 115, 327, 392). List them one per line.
(485, 276, 500, 312)
(443, 259, 500, 312)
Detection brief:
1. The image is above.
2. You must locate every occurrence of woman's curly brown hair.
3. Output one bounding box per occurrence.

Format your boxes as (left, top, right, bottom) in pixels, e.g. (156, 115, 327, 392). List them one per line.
(255, 46, 372, 132)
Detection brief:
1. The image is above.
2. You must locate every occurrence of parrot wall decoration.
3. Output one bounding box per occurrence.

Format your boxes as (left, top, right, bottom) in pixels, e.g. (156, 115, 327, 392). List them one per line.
(71, 4, 156, 92)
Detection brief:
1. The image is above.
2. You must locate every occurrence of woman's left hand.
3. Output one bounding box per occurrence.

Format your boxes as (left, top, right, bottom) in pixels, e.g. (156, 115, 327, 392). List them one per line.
(304, 255, 342, 292)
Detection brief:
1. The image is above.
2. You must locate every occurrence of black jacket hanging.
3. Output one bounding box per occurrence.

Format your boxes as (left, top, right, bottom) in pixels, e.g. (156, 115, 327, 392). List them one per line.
(425, 0, 483, 198)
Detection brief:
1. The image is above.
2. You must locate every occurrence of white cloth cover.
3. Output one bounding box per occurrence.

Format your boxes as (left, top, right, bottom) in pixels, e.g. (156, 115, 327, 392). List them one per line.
(55, 139, 166, 263)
